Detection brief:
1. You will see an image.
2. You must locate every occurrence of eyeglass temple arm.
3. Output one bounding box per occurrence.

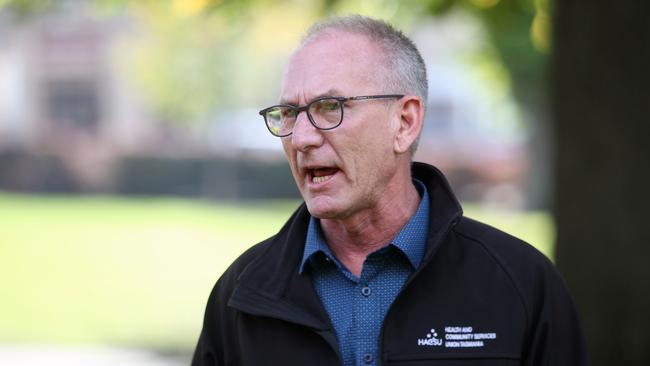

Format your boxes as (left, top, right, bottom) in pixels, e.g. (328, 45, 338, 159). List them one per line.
(347, 94, 404, 101)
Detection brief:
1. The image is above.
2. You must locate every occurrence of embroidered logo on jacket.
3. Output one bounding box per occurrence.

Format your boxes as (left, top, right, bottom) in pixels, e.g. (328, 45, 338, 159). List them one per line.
(417, 328, 443, 346)
(417, 326, 498, 348)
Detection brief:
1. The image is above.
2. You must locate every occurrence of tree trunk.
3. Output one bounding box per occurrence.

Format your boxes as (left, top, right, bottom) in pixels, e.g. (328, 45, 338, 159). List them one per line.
(552, 0, 650, 365)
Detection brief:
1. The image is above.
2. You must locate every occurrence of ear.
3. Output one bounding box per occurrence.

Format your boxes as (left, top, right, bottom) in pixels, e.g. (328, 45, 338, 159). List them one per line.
(393, 96, 424, 154)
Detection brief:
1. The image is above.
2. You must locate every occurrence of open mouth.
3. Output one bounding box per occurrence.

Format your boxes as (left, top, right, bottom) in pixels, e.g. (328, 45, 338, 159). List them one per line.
(308, 167, 339, 184)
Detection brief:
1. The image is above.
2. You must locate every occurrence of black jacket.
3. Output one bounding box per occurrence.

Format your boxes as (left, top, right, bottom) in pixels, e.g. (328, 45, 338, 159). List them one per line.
(192, 162, 587, 366)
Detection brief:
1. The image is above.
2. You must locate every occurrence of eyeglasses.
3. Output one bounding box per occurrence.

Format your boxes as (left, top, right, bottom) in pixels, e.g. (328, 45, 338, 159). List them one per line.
(259, 94, 404, 137)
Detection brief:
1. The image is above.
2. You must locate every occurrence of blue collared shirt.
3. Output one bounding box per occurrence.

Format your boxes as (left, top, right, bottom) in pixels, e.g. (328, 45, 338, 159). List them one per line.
(299, 180, 430, 366)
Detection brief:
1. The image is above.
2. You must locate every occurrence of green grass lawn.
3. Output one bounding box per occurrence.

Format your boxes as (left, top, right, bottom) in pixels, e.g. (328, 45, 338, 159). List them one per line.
(0, 193, 554, 351)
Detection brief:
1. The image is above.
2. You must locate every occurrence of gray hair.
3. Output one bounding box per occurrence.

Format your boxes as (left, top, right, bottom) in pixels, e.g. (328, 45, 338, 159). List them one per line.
(301, 15, 428, 154)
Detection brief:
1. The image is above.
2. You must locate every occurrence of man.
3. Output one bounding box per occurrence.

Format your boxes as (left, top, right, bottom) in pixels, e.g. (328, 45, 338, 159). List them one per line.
(192, 15, 587, 366)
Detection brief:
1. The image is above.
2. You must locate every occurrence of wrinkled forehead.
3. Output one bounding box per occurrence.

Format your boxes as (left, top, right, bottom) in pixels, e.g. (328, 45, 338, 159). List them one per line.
(280, 31, 388, 104)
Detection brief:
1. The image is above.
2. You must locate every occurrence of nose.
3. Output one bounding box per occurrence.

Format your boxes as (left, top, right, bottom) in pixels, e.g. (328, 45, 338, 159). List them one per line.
(290, 110, 324, 151)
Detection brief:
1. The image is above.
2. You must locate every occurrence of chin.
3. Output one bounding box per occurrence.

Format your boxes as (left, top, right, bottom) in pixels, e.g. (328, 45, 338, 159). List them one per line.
(304, 197, 347, 220)
(305, 204, 336, 220)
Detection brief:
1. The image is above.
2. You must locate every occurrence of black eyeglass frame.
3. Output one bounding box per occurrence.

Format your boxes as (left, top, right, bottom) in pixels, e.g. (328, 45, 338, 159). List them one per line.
(259, 94, 404, 137)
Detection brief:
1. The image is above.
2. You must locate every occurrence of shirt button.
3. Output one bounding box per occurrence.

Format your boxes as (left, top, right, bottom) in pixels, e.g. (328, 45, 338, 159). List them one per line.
(361, 286, 371, 297)
(363, 353, 373, 364)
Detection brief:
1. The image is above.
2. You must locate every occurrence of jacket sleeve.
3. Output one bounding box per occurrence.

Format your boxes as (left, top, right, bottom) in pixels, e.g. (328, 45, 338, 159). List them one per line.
(522, 259, 588, 366)
(191, 272, 238, 366)
(192, 283, 223, 366)
(192, 329, 220, 366)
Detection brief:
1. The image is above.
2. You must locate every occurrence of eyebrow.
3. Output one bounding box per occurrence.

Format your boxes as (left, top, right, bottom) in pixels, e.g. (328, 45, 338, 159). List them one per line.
(280, 89, 344, 105)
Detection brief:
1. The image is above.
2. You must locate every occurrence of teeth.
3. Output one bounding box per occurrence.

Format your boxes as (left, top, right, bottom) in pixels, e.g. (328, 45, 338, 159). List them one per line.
(312, 174, 333, 184)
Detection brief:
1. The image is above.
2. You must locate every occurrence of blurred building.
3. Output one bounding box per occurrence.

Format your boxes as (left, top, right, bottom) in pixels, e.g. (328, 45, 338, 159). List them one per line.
(0, 3, 198, 193)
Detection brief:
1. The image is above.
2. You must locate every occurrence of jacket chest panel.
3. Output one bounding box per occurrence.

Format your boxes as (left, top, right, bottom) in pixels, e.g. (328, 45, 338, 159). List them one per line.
(380, 243, 526, 363)
(237, 313, 341, 366)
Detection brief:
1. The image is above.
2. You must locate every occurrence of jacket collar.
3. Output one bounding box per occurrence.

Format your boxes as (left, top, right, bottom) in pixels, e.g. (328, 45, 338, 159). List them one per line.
(227, 162, 463, 331)
(411, 162, 464, 262)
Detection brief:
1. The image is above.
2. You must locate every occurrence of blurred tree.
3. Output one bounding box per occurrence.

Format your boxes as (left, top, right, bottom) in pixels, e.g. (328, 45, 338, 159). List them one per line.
(424, 0, 552, 209)
(553, 0, 650, 364)
(0, 0, 52, 15)
(109, 0, 319, 121)
(115, 2, 233, 123)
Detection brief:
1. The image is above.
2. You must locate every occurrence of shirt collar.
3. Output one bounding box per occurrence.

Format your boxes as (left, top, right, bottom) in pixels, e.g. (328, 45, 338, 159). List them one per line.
(299, 179, 430, 273)
(299, 216, 333, 274)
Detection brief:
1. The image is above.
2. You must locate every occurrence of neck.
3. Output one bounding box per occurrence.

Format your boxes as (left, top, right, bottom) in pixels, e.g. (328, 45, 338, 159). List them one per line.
(320, 170, 420, 277)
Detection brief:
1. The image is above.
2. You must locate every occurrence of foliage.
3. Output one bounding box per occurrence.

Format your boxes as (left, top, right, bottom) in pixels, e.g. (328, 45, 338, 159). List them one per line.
(0, 0, 52, 15)
(111, 0, 322, 121)
(426, 0, 549, 105)
(115, 4, 232, 123)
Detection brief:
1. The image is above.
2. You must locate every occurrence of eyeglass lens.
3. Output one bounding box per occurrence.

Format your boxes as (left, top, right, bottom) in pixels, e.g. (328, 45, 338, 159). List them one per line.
(264, 98, 343, 136)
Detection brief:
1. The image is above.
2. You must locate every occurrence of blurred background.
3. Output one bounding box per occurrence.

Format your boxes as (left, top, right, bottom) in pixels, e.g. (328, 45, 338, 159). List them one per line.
(0, 0, 647, 365)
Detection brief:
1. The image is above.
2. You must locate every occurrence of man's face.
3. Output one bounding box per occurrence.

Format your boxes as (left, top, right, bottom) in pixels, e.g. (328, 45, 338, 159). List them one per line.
(280, 32, 402, 220)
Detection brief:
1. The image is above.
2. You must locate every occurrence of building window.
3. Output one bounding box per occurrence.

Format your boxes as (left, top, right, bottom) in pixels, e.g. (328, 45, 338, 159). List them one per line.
(45, 78, 99, 130)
